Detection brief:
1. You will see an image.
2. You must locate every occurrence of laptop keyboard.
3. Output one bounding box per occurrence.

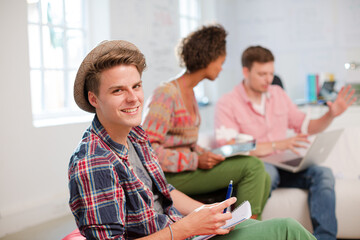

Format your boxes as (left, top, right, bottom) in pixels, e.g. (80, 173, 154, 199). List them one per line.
(283, 157, 303, 167)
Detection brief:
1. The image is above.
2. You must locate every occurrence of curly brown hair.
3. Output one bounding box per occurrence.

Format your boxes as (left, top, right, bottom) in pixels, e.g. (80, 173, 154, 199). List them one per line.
(241, 45, 274, 70)
(177, 24, 227, 73)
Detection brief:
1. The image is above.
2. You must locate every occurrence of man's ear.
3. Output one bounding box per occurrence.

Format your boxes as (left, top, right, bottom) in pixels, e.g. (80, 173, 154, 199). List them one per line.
(88, 91, 98, 108)
(242, 67, 250, 79)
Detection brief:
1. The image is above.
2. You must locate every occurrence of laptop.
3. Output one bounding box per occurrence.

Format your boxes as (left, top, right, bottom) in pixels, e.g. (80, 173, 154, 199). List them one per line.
(261, 129, 343, 173)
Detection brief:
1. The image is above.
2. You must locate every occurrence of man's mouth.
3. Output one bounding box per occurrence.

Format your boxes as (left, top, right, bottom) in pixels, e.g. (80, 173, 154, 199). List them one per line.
(122, 106, 139, 113)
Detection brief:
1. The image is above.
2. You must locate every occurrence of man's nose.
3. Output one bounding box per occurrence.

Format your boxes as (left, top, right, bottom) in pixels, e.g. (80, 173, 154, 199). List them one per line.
(126, 90, 137, 102)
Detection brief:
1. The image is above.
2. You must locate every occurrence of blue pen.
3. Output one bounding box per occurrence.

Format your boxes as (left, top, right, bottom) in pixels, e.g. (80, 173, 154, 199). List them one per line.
(223, 180, 233, 213)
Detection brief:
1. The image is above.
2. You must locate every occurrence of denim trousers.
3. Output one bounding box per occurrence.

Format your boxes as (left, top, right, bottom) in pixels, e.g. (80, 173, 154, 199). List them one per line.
(264, 163, 337, 240)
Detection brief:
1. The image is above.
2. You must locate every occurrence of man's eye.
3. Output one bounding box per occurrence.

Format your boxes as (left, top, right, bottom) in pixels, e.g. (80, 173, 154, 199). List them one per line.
(134, 83, 142, 89)
(113, 89, 122, 93)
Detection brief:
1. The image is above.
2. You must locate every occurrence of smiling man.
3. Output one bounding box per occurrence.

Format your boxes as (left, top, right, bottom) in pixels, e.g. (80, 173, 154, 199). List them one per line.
(87, 63, 144, 146)
(215, 45, 356, 240)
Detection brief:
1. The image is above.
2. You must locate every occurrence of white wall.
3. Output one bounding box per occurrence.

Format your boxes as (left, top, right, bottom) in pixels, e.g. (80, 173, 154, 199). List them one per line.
(109, 0, 182, 102)
(0, 0, 90, 236)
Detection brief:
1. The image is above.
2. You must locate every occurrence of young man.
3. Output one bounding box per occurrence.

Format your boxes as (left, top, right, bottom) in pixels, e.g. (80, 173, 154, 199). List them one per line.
(68, 40, 316, 239)
(215, 45, 357, 240)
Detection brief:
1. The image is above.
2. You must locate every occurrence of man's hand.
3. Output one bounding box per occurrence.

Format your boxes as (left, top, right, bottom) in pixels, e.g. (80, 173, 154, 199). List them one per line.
(308, 85, 357, 135)
(198, 151, 225, 169)
(176, 197, 237, 237)
(276, 134, 310, 155)
(139, 197, 237, 239)
(327, 85, 357, 117)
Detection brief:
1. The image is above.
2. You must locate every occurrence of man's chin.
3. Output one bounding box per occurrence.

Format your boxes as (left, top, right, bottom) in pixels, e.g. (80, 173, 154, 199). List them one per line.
(129, 119, 142, 127)
(261, 87, 269, 92)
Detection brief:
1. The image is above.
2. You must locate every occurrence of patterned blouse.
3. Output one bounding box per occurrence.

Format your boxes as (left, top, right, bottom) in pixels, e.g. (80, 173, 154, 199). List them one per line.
(143, 81, 205, 173)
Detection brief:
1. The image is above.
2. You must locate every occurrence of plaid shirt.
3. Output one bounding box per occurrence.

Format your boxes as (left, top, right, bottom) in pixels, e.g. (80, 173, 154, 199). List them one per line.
(68, 116, 183, 239)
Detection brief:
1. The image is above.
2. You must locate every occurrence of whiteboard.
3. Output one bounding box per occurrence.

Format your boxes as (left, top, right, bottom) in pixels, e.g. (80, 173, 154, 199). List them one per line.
(109, 0, 182, 102)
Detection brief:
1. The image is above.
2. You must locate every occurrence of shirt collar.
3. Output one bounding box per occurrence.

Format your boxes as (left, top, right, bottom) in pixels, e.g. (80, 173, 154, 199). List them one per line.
(90, 115, 149, 156)
(265, 91, 271, 99)
(237, 81, 272, 103)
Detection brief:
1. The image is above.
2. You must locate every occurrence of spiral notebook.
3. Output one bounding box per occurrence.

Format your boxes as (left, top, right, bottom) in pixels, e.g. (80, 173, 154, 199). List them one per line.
(192, 201, 252, 240)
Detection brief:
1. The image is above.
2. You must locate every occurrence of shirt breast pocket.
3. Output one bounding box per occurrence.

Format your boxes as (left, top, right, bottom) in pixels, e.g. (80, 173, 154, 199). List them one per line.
(236, 116, 265, 137)
(272, 108, 288, 129)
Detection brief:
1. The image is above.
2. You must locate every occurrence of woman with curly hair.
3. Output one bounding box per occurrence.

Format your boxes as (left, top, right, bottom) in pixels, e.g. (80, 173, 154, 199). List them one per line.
(143, 24, 270, 219)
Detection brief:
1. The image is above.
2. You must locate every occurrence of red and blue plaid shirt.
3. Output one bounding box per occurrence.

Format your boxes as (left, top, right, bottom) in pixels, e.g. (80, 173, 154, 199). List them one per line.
(68, 116, 183, 239)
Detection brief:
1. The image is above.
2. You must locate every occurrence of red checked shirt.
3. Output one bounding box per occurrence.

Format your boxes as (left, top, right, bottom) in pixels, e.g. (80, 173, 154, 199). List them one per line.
(68, 116, 183, 239)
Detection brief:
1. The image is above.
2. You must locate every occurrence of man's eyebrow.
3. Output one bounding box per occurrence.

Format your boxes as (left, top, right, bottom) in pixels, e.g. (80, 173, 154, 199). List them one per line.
(108, 80, 142, 90)
(133, 80, 143, 86)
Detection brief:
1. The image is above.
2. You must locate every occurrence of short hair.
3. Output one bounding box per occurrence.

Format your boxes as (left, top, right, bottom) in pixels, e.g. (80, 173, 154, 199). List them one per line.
(241, 46, 274, 70)
(84, 47, 146, 97)
(177, 24, 227, 73)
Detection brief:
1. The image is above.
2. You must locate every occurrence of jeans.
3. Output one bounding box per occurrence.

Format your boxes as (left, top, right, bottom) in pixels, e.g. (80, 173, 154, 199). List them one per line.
(264, 163, 337, 240)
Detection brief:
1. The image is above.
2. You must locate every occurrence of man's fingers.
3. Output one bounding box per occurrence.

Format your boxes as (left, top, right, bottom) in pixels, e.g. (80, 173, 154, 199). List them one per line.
(290, 147, 301, 156)
(338, 86, 346, 98)
(345, 89, 355, 102)
(293, 143, 308, 149)
(297, 133, 309, 137)
(348, 96, 357, 106)
(227, 226, 236, 232)
(295, 134, 309, 140)
(215, 228, 231, 235)
(214, 220, 228, 228)
(341, 85, 354, 99)
(211, 197, 237, 212)
(294, 138, 310, 145)
(296, 138, 311, 144)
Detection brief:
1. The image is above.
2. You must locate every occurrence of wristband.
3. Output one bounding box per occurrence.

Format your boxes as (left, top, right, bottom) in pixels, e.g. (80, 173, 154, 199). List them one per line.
(168, 225, 174, 240)
(272, 142, 276, 151)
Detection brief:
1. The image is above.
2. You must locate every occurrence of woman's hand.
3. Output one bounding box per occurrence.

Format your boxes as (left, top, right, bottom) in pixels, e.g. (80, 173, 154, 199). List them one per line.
(198, 151, 225, 169)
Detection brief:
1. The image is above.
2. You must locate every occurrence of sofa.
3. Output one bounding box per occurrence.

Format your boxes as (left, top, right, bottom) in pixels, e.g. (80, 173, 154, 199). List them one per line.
(197, 119, 360, 239)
